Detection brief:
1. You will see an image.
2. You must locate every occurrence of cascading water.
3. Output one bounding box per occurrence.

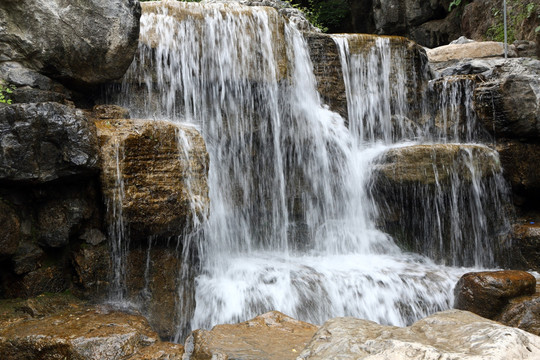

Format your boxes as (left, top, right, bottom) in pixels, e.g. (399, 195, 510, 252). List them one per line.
(108, 0, 512, 340)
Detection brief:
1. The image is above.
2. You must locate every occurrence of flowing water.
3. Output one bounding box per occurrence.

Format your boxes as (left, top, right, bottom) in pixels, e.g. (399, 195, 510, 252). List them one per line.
(109, 0, 511, 340)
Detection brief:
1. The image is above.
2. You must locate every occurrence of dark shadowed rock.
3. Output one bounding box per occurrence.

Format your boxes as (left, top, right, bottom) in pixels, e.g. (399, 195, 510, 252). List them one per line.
(0, 102, 99, 183)
(185, 311, 318, 360)
(454, 270, 536, 319)
(0, 0, 141, 88)
(0, 199, 20, 258)
(513, 224, 540, 271)
(498, 296, 540, 337)
(12, 242, 43, 275)
(72, 243, 110, 301)
(298, 310, 540, 359)
(2, 265, 67, 299)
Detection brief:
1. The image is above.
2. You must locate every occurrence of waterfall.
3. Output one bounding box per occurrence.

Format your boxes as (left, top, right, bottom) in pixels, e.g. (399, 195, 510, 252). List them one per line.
(108, 0, 512, 340)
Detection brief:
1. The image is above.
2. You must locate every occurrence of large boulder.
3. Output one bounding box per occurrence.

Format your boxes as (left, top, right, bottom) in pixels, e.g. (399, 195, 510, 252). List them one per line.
(0, 0, 141, 88)
(474, 58, 540, 141)
(454, 270, 537, 319)
(0, 102, 99, 183)
(184, 311, 318, 360)
(498, 296, 540, 337)
(427, 41, 515, 63)
(297, 310, 540, 359)
(96, 118, 209, 241)
(372, 144, 510, 266)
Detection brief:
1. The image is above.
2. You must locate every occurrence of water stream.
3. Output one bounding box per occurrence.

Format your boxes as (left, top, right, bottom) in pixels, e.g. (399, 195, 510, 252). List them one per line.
(109, 0, 511, 341)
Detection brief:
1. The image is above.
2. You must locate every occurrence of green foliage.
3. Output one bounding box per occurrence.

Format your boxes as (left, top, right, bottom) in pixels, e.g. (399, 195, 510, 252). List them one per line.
(486, 1, 537, 43)
(449, 0, 463, 11)
(0, 81, 14, 105)
(287, 0, 350, 33)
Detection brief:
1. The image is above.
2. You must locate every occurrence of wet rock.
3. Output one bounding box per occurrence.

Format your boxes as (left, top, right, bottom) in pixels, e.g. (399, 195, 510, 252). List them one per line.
(0, 303, 160, 360)
(0, 199, 20, 258)
(298, 309, 540, 359)
(427, 41, 516, 62)
(372, 144, 510, 266)
(305, 33, 348, 119)
(513, 224, 540, 271)
(96, 119, 209, 242)
(72, 244, 110, 300)
(185, 311, 318, 360)
(498, 296, 540, 337)
(92, 105, 131, 121)
(0, 0, 141, 88)
(474, 58, 540, 141)
(0, 102, 99, 183)
(374, 144, 501, 185)
(497, 141, 540, 207)
(454, 270, 536, 319)
(125, 247, 192, 340)
(126, 342, 184, 360)
(80, 228, 107, 246)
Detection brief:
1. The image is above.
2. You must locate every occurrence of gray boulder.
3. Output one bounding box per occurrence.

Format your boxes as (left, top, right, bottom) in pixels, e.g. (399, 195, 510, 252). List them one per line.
(0, 0, 141, 88)
(0, 102, 99, 182)
(298, 310, 540, 359)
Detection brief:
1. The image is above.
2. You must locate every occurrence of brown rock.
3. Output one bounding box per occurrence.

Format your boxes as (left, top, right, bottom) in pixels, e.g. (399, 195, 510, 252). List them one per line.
(185, 311, 318, 360)
(427, 41, 514, 62)
(513, 223, 540, 271)
(305, 32, 348, 119)
(0, 305, 158, 360)
(2, 265, 68, 299)
(96, 119, 209, 241)
(498, 296, 540, 336)
(72, 243, 111, 300)
(125, 247, 194, 340)
(454, 270, 536, 319)
(126, 342, 184, 360)
(375, 144, 500, 186)
(497, 142, 540, 206)
(92, 105, 131, 120)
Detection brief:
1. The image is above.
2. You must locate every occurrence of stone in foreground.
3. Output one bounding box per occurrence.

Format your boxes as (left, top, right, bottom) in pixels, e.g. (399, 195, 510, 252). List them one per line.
(298, 310, 540, 359)
(184, 311, 318, 360)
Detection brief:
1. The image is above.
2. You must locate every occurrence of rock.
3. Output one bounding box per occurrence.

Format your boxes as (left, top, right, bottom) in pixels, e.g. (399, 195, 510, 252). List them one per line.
(451, 36, 476, 45)
(2, 265, 68, 299)
(0, 199, 20, 257)
(92, 105, 131, 121)
(72, 244, 111, 300)
(0, 303, 160, 360)
(372, 144, 509, 266)
(298, 309, 540, 359)
(305, 33, 348, 119)
(0, 0, 141, 88)
(0, 102, 99, 183)
(375, 144, 501, 185)
(12, 242, 43, 275)
(430, 57, 507, 77)
(125, 247, 193, 340)
(96, 119, 209, 242)
(427, 41, 516, 62)
(513, 224, 540, 271)
(498, 296, 540, 337)
(454, 270, 536, 319)
(184, 311, 318, 360)
(80, 228, 107, 246)
(126, 342, 184, 360)
(474, 58, 540, 141)
(497, 141, 540, 207)
(37, 196, 94, 248)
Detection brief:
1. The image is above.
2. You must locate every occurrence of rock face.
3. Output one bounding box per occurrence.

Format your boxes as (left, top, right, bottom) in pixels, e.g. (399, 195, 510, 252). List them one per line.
(513, 224, 540, 271)
(454, 270, 536, 319)
(184, 311, 318, 360)
(0, 0, 141, 88)
(96, 119, 209, 241)
(474, 58, 540, 141)
(498, 296, 540, 337)
(298, 309, 540, 359)
(0, 102, 99, 183)
(0, 295, 184, 360)
(372, 144, 510, 266)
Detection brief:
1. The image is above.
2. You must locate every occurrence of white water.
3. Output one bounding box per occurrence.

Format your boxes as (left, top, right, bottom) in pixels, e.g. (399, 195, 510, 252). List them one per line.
(110, 0, 511, 340)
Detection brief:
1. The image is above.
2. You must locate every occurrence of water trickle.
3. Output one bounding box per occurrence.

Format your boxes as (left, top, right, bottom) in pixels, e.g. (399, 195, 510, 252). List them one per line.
(108, 0, 512, 340)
